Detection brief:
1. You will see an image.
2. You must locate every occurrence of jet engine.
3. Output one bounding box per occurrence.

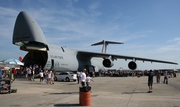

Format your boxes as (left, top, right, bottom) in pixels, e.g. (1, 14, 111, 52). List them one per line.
(102, 58, 114, 68)
(128, 61, 137, 70)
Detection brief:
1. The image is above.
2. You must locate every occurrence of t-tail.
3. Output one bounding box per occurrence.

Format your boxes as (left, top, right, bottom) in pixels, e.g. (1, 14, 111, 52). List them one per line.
(91, 40, 123, 53)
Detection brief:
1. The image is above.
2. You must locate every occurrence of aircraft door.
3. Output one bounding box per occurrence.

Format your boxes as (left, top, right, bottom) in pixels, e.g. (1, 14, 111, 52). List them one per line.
(51, 59, 54, 71)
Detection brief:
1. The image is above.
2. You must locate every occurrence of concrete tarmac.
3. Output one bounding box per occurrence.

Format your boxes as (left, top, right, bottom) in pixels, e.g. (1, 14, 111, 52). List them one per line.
(0, 75, 180, 107)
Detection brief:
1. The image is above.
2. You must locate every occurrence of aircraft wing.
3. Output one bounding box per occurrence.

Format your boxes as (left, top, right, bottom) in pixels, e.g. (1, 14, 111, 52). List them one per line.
(77, 51, 178, 65)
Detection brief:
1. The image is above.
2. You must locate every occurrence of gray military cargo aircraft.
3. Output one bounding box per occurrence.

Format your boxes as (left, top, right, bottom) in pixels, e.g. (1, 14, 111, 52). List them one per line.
(12, 11, 177, 72)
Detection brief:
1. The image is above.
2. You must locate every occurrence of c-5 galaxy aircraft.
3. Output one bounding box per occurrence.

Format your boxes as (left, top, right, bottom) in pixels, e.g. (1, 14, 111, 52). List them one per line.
(12, 11, 177, 72)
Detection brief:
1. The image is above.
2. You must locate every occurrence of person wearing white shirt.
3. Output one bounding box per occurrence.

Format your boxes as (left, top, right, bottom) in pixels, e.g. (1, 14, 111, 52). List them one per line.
(80, 68, 87, 87)
(86, 74, 94, 87)
(39, 70, 44, 84)
(47, 71, 52, 85)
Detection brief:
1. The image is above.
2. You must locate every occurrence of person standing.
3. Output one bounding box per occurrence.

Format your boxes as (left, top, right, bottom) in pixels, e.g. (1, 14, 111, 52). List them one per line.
(12, 68, 17, 79)
(92, 71, 95, 78)
(47, 71, 52, 85)
(31, 66, 35, 81)
(77, 70, 80, 84)
(163, 71, 168, 84)
(27, 67, 31, 81)
(25, 67, 28, 80)
(80, 68, 87, 87)
(147, 70, 154, 93)
(35, 64, 39, 74)
(39, 70, 44, 84)
(44, 69, 48, 84)
(137, 71, 140, 78)
(156, 70, 161, 83)
(51, 71, 55, 84)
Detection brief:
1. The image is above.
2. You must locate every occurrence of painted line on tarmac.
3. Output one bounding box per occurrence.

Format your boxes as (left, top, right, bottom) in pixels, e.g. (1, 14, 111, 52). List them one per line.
(125, 78, 140, 107)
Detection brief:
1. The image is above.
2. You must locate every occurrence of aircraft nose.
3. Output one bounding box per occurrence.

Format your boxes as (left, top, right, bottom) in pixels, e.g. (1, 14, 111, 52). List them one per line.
(13, 11, 47, 46)
(12, 11, 48, 51)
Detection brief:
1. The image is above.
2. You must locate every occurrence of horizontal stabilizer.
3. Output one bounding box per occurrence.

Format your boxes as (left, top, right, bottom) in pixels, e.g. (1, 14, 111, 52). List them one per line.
(91, 40, 123, 46)
(91, 40, 123, 53)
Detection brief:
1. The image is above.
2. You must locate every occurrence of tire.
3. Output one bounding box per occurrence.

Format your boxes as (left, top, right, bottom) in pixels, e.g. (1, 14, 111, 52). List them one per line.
(73, 80, 76, 82)
(54, 77, 57, 81)
(65, 77, 70, 82)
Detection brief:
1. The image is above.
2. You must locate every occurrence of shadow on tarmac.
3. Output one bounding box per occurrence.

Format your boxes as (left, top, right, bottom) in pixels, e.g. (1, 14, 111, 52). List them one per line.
(122, 92, 147, 94)
(22, 82, 43, 85)
(49, 92, 79, 95)
(54, 104, 80, 107)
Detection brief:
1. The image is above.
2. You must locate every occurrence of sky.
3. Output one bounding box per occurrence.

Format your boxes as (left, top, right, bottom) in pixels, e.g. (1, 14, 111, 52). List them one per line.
(0, 0, 180, 70)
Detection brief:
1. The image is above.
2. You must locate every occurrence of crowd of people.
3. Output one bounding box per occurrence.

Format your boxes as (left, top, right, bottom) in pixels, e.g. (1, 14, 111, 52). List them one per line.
(24, 67, 94, 86)
(0, 64, 95, 86)
(99, 69, 177, 78)
(1, 64, 177, 92)
(22, 64, 55, 85)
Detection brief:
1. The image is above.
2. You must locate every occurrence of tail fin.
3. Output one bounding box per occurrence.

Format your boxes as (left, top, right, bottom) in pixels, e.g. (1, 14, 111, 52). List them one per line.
(91, 40, 123, 53)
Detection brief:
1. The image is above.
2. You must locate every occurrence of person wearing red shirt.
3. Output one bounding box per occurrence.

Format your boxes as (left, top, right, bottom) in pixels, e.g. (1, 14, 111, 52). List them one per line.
(12, 68, 17, 81)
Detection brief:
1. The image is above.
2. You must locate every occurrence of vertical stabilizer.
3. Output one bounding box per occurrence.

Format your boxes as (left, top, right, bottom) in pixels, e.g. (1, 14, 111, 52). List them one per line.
(91, 40, 123, 53)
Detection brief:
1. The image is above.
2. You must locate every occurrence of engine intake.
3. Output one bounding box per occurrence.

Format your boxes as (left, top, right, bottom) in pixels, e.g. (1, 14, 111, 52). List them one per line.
(103, 59, 114, 68)
(128, 61, 137, 70)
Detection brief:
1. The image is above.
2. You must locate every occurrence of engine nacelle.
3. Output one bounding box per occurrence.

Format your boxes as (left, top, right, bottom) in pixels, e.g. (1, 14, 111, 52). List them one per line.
(102, 58, 114, 68)
(128, 61, 137, 70)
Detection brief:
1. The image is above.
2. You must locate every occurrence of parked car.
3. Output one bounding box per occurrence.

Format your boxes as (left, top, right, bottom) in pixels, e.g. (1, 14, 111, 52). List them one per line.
(54, 72, 77, 82)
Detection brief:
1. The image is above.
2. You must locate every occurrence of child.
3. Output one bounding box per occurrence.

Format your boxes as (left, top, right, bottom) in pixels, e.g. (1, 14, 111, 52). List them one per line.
(86, 74, 94, 87)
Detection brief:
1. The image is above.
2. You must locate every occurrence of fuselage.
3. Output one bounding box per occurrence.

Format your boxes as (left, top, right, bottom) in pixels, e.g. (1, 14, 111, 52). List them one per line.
(23, 43, 103, 72)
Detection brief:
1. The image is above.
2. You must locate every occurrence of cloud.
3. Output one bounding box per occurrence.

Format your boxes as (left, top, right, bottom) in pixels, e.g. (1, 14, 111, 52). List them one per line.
(157, 44, 180, 52)
(158, 37, 180, 52)
(89, 1, 100, 11)
(0, 7, 19, 38)
(167, 37, 180, 44)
